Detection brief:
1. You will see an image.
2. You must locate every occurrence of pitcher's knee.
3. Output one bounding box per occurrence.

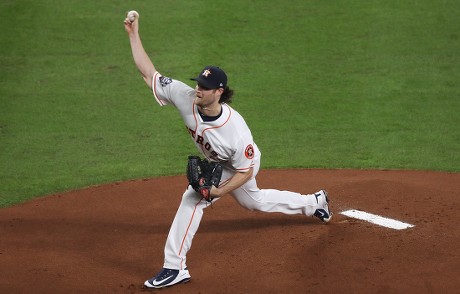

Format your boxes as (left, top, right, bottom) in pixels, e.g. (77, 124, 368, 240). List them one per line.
(232, 195, 264, 211)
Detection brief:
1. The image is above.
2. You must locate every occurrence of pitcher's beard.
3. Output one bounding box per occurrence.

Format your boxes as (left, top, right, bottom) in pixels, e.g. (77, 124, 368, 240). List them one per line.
(194, 97, 211, 110)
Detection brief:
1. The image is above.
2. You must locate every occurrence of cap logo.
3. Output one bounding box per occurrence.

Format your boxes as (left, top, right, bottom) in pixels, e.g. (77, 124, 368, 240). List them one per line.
(202, 69, 212, 77)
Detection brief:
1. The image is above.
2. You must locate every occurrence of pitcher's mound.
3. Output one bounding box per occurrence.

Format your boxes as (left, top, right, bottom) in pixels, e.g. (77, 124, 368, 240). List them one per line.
(1, 169, 459, 293)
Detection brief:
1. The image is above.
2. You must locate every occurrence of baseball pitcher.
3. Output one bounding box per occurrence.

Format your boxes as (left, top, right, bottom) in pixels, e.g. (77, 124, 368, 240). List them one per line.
(124, 12, 332, 289)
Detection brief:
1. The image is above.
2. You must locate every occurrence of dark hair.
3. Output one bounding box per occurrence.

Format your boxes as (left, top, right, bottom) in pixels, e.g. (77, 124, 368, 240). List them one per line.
(219, 86, 234, 104)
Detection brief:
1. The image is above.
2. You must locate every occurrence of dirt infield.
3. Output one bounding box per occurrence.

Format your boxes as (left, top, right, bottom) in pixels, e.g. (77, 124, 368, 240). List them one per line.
(1, 169, 459, 293)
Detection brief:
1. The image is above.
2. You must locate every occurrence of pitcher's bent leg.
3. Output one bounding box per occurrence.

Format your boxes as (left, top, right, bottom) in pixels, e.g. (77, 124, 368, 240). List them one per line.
(231, 177, 319, 216)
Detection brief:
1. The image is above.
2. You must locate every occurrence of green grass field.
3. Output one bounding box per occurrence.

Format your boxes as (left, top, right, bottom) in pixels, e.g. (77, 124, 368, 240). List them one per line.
(1, 0, 459, 207)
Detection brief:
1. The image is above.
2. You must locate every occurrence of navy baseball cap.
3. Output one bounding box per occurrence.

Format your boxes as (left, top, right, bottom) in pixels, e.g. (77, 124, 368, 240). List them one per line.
(191, 66, 227, 89)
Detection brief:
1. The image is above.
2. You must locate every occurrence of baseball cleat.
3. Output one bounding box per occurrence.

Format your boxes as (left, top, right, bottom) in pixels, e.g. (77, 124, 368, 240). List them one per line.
(313, 190, 332, 223)
(144, 268, 191, 289)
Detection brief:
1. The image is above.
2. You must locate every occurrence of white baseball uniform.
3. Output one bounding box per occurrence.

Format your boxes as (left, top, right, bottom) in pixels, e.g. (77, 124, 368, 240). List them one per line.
(151, 72, 321, 270)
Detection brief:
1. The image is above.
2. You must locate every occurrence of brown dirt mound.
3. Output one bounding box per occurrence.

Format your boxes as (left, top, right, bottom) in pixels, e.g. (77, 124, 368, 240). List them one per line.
(1, 169, 459, 293)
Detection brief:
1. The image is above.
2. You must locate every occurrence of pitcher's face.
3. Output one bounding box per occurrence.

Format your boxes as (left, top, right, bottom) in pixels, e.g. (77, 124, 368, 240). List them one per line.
(194, 83, 223, 108)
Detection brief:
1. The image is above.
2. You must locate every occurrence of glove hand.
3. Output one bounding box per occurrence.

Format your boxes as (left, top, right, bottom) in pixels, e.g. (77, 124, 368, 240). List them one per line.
(198, 185, 212, 201)
(186, 156, 223, 202)
(198, 185, 221, 201)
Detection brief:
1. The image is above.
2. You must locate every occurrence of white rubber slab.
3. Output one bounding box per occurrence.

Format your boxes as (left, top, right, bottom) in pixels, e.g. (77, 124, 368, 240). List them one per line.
(340, 209, 415, 230)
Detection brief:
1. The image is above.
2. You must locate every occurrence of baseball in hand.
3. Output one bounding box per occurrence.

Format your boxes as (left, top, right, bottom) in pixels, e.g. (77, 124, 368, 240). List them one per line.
(127, 10, 139, 23)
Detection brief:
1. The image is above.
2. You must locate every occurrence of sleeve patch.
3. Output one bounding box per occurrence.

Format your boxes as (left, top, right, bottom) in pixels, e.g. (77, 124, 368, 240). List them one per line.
(159, 76, 173, 87)
(245, 144, 254, 159)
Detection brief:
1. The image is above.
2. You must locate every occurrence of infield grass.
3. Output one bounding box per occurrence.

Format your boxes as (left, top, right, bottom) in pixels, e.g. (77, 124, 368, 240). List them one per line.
(1, 0, 459, 206)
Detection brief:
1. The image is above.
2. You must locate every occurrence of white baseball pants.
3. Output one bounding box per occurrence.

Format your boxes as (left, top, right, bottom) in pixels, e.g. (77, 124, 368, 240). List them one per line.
(162, 160, 320, 270)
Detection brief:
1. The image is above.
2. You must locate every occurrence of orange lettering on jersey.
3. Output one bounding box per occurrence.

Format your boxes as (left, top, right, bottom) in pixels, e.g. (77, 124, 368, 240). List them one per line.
(186, 126, 221, 160)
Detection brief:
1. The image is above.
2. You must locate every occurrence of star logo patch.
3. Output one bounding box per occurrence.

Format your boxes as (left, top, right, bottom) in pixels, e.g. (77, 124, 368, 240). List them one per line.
(245, 144, 254, 159)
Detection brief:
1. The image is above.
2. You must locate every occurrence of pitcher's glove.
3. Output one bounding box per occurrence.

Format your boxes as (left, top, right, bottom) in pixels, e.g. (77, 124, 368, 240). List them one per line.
(186, 156, 223, 202)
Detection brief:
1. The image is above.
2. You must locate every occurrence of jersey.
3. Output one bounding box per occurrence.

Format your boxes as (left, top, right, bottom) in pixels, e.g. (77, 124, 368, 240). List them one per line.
(151, 72, 260, 173)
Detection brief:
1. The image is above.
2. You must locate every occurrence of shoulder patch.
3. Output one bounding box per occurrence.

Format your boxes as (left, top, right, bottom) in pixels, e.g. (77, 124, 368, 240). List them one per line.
(159, 76, 173, 87)
(245, 144, 254, 159)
